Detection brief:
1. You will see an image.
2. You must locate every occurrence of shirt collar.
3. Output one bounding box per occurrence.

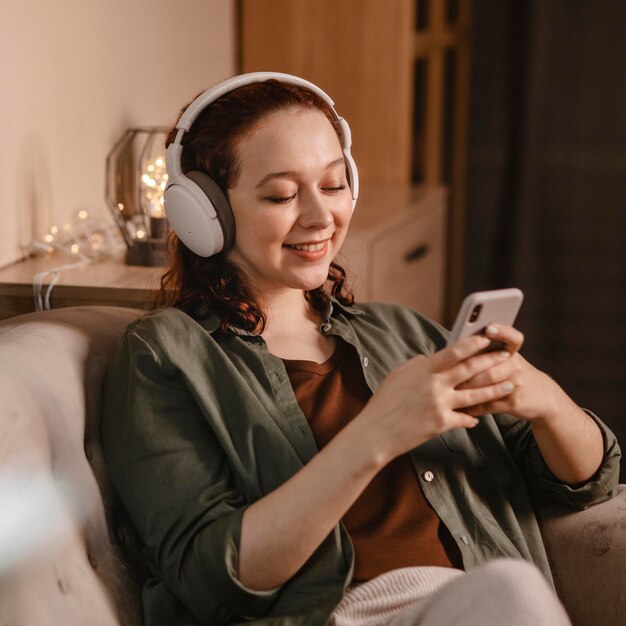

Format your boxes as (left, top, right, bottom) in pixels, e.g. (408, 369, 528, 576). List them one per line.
(193, 295, 363, 336)
(326, 296, 364, 319)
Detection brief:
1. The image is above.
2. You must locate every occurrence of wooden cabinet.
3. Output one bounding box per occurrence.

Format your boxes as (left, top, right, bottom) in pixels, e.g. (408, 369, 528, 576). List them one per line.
(240, 0, 415, 185)
(341, 186, 447, 322)
(239, 0, 471, 319)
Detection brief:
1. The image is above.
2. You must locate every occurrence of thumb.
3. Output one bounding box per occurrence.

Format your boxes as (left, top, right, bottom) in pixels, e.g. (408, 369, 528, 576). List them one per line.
(453, 412, 480, 430)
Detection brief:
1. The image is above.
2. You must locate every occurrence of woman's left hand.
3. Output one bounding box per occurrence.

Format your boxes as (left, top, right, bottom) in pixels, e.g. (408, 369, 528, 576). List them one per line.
(455, 324, 607, 484)
(455, 324, 564, 422)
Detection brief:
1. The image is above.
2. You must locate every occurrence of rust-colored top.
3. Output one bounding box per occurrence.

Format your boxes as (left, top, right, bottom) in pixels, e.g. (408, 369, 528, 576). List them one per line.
(282, 338, 457, 582)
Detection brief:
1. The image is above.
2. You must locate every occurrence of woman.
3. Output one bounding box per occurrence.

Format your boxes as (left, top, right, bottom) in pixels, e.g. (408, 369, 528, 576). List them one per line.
(101, 73, 620, 626)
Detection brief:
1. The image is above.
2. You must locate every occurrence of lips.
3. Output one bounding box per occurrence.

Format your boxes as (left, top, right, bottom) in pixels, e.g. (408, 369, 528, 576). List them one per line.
(283, 241, 327, 252)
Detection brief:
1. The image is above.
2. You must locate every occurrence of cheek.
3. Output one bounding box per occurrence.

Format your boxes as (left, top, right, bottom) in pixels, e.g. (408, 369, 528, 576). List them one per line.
(334, 205, 354, 237)
(236, 216, 291, 250)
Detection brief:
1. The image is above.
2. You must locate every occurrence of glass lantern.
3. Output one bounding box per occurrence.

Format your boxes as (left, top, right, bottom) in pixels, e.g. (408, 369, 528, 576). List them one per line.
(105, 127, 171, 266)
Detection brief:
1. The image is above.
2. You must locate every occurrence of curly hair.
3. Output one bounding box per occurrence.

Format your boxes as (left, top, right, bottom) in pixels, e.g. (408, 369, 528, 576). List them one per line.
(153, 79, 354, 334)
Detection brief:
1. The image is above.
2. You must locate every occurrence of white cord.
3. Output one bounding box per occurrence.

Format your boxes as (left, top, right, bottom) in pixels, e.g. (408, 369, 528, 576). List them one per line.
(32, 243, 91, 311)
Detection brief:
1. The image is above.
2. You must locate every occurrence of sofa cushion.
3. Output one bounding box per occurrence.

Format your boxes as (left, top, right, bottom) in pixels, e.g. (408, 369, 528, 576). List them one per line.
(0, 306, 141, 626)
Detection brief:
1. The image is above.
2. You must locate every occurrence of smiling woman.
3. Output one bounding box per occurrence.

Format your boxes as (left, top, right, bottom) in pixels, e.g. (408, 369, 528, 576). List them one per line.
(100, 74, 620, 626)
(227, 108, 352, 305)
(153, 78, 356, 341)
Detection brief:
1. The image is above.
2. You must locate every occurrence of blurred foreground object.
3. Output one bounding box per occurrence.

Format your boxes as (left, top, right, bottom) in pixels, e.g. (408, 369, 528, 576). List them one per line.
(0, 468, 89, 575)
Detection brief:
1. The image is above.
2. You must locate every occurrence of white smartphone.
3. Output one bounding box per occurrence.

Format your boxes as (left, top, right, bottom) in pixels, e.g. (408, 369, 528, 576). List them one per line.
(447, 288, 524, 350)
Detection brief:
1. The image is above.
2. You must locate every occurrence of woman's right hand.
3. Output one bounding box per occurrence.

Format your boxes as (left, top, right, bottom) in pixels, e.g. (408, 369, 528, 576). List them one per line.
(354, 334, 515, 463)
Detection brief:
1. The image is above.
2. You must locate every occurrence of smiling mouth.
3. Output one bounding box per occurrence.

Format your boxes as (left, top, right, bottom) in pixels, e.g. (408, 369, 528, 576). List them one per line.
(283, 240, 328, 252)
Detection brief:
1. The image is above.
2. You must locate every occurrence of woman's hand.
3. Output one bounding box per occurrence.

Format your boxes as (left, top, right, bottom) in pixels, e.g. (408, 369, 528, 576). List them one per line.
(456, 324, 605, 484)
(456, 325, 565, 422)
(354, 333, 516, 463)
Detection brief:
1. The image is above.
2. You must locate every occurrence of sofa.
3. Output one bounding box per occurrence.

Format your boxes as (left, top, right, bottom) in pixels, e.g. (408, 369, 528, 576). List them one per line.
(0, 305, 623, 626)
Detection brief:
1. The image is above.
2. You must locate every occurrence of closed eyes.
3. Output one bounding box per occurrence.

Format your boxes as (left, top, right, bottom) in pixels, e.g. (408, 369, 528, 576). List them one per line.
(265, 185, 347, 205)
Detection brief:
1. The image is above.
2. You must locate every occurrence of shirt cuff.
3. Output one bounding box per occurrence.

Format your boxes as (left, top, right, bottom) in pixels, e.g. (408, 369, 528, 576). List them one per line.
(528, 410, 621, 509)
(191, 506, 282, 619)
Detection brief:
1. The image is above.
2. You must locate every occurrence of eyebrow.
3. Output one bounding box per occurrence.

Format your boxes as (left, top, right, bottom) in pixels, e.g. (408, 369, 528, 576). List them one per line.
(255, 158, 345, 188)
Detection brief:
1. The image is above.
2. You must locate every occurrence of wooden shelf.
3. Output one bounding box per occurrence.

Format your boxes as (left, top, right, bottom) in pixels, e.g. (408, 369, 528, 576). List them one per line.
(0, 253, 161, 320)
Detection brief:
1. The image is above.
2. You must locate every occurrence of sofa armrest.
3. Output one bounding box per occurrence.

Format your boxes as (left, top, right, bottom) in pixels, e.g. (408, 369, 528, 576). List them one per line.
(538, 485, 626, 626)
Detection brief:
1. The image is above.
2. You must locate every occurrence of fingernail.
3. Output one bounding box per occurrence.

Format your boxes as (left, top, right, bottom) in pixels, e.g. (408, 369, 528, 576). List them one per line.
(498, 351, 511, 359)
(501, 381, 514, 393)
(486, 325, 498, 336)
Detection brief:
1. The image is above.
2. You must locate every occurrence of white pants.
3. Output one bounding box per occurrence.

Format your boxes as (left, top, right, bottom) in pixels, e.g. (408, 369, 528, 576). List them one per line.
(329, 559, 571, 626)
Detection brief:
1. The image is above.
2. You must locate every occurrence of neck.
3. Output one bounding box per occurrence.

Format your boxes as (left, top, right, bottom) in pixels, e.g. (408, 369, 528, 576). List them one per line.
(260, 288, 320, 337)
(259, 288, 336, 363)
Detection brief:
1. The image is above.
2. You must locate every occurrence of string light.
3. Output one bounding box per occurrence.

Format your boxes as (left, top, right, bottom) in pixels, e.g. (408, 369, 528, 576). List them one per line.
(33, 209, 125, 263)
(140, 155, 168, 218)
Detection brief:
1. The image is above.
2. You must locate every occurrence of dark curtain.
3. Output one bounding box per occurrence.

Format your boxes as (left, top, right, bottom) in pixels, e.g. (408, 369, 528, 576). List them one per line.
(465, 0, 626, 480)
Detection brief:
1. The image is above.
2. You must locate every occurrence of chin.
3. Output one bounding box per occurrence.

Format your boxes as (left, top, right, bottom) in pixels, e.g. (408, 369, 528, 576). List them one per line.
(286, 269, 330, 292)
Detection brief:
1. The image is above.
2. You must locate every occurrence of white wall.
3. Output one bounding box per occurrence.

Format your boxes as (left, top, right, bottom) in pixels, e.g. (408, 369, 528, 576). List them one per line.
(0, 0, 235, 267)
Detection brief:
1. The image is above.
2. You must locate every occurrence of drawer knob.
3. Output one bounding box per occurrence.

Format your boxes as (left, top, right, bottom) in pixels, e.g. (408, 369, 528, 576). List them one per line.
(404, 243, 429, 263)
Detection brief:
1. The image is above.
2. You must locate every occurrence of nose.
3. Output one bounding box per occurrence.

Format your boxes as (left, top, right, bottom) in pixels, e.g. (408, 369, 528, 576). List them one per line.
(298, 189, 334, 229)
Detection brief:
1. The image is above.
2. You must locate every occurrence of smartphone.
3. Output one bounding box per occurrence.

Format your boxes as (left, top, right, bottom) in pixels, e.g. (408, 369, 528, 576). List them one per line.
(447, 288, 524, 350)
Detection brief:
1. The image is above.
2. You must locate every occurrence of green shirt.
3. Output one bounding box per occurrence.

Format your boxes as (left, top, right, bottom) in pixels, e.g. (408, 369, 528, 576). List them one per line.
(101, 300, 620, 626)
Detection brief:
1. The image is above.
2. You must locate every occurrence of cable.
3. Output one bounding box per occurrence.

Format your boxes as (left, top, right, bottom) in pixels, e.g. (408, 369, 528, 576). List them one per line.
(31, 242, 91, 311)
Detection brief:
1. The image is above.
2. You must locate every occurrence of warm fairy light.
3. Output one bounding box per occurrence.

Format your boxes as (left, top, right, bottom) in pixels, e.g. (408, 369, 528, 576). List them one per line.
(136, 229, 146, 239)
(141, 155, 168, 218)
(34, 211, 122, 262)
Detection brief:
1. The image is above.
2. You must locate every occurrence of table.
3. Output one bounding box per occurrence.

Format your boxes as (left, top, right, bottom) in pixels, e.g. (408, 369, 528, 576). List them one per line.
(0, 252, 161, 320)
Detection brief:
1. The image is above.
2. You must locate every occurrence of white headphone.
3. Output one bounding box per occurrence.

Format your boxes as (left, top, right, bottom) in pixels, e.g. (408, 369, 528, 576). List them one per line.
(164, 72, 359, 257)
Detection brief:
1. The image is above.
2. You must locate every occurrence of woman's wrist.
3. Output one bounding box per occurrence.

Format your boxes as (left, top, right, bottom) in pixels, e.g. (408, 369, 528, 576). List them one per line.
(530, 374, 578, 424)
(340, 409, 399, 475)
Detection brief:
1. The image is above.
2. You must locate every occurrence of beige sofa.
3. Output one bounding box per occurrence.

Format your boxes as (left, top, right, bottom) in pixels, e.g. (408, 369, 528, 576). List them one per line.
(0, 306, 623, 626)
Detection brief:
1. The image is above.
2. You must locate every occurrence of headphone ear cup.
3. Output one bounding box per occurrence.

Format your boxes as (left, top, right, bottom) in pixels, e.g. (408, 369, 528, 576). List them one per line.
(185, 171, 236, 250)
(163, 171, 235, 257)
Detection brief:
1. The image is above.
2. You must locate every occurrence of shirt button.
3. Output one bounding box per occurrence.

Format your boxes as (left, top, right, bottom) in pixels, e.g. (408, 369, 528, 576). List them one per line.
(422, 470, 434, 482)
(460, 535, 469, 545)
(363, 357, 369, 367)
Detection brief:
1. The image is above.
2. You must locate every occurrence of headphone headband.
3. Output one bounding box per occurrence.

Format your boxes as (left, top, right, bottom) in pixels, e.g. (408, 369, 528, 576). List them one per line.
(164, 72, 359, 257)
(175, 72, 338, 132)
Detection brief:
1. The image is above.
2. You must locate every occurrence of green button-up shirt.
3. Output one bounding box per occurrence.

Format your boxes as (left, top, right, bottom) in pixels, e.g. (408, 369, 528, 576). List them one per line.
(101, 300, 620, 626)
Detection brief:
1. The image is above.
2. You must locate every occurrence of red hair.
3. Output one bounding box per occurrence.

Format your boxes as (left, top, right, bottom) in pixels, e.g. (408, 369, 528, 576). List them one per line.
(153, 79, 354, 334)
